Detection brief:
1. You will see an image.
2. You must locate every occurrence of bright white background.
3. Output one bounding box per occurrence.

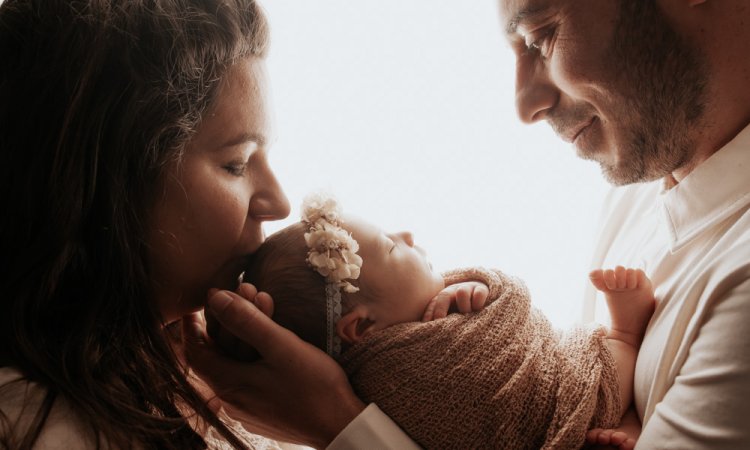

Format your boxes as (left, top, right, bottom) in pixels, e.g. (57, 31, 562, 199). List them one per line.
(262, 1, 610, 328)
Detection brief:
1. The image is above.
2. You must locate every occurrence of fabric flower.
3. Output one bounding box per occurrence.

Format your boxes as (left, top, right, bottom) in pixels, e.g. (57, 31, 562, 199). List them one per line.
(301, 193, 362, 289)
(301, 192, 341, 225)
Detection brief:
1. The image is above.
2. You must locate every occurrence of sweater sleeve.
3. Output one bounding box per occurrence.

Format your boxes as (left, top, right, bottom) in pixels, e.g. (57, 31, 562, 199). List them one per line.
(327, 403, 421, 450)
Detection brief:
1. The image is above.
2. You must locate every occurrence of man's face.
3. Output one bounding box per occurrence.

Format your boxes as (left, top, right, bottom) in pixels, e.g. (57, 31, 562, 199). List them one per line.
(500, 0, 708, 185)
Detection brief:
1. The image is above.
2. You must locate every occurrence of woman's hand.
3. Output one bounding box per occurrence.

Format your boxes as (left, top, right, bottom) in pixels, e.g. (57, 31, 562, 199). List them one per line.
(182, 287, 365, 449)
(203, 283, 273, 361)
(422, 281, 489, 321)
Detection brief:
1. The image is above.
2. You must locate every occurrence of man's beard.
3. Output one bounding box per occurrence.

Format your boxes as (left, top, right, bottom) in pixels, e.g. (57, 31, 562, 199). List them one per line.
(587, 1, 709, 185)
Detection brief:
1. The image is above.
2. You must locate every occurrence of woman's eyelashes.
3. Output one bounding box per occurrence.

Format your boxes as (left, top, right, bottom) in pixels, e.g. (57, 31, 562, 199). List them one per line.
(222, 160, 248, 177)
(221, 143, 261, 177)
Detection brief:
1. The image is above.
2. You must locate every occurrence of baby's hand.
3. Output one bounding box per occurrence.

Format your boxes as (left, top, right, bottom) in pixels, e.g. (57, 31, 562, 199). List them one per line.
(422, 281, 489, 321)
(585, 428, 636, 450)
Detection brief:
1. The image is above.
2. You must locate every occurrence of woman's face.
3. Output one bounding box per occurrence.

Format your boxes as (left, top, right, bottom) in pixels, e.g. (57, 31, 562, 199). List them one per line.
(149, 58, 290, 322)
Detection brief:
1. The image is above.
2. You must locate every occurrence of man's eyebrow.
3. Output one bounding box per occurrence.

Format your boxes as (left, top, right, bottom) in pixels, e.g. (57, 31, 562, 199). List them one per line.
(219, 132, 266, 149)
(505, 4, 550, 35)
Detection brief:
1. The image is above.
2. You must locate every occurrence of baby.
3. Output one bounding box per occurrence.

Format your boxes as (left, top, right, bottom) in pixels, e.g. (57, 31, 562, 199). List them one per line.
(230, 195, 654, 449)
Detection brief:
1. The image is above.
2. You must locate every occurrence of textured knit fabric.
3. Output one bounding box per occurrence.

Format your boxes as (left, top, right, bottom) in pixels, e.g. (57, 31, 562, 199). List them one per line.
(339, 267, 621, 450)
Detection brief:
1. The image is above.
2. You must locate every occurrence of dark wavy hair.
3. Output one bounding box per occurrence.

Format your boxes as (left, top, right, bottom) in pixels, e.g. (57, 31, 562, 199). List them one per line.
(241, 223, 364, 357)
(243, 223, 331, 353)
(0, 0, 268, 448)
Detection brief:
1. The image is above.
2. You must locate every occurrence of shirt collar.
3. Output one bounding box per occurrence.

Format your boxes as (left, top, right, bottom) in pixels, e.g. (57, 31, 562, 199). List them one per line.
(658, 123, 750, 252)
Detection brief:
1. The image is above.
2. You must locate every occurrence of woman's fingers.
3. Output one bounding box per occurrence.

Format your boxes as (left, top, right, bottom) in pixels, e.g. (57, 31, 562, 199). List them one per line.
(254, 291, 274, 318)
(205, 289, 297, 363)
(182, 291, 364, 447)
(236, 282, 258, 301)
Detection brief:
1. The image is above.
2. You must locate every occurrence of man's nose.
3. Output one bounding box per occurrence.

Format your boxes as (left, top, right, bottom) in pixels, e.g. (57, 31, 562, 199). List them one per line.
(515, 55, 558, 123)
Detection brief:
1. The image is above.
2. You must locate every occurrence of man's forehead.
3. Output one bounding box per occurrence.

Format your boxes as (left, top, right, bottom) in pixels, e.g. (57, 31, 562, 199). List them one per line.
(499, 0, 553, 35)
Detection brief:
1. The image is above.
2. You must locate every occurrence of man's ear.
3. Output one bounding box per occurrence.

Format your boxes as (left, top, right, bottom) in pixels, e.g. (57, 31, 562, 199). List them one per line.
(336, 307, 376, 344)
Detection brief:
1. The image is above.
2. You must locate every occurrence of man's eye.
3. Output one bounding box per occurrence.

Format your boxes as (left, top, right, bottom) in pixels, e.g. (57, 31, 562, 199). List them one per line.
(525, 28, 553, 56)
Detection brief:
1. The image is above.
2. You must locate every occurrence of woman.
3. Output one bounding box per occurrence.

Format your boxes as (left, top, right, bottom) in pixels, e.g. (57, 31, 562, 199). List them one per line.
(0, 0, 419, 448)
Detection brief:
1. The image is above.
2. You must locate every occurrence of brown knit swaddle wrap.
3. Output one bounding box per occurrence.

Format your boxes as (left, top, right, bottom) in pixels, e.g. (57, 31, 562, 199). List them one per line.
(338, 267, 621, 450)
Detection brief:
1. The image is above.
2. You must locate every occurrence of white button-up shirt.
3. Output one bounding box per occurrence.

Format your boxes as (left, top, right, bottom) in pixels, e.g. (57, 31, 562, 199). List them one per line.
(583, 124, 750, 449)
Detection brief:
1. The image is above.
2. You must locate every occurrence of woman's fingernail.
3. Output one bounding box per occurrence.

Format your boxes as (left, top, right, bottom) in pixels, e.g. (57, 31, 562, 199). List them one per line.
(209, 291, 232, 313)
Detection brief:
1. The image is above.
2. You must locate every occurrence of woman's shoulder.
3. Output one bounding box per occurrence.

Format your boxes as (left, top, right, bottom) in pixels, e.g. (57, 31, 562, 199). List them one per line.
(0, 366, 99, 449)
(1, 367, 303, 450)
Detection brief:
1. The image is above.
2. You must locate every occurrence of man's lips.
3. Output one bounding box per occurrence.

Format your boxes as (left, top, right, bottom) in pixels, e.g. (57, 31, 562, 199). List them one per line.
(562, 117, 597, 143)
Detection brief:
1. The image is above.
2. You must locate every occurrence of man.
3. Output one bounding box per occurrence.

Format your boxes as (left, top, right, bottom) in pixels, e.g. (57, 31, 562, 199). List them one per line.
(502, 0, 750, 448)
(185, 1, 750, 448)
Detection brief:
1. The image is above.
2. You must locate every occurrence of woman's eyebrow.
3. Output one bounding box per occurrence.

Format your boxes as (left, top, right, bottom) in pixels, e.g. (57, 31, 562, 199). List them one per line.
(219, 131, 266, 149)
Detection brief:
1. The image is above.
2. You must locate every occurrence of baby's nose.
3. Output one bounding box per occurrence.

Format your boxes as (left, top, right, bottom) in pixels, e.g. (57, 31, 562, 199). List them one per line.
(396, 231, 414, 247)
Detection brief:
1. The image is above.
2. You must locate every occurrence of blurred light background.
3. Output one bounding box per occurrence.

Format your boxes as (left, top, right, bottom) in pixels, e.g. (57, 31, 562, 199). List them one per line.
(262, 1, 610, 328)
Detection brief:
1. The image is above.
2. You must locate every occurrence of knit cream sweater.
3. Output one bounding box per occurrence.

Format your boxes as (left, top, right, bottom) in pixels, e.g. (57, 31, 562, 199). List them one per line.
(339, 267, 621, 450)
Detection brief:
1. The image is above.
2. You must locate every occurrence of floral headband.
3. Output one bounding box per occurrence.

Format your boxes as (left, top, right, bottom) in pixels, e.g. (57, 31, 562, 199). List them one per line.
(301, 193, 363, 357)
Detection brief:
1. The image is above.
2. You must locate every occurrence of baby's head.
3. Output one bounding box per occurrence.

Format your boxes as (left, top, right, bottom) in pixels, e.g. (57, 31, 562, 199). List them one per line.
(244, 195, 445, 356)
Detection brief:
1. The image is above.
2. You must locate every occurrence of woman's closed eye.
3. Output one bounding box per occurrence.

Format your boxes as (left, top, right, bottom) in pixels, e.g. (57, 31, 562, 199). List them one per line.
(220, 141, 262, 177)
(223, 160, 248, 176)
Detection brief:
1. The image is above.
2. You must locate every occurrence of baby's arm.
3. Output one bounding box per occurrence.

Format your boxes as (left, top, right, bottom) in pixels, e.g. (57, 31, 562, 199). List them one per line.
(589, 266, 655, 419)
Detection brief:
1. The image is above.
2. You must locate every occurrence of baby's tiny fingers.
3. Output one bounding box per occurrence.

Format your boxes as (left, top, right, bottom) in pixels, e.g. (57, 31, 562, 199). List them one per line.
(614, 266, 627, 289)
(422, 299, 437, 322)
(603, 269, 617, 290)
(609, 431, 629, 445)
(596, 429, 615, 445)
(471, 285, 489, 311)
(626, 268, 638, 289)
(432, 295, 452, 319)
(455, 286, 472, 313)
(585, 429, 603, 443)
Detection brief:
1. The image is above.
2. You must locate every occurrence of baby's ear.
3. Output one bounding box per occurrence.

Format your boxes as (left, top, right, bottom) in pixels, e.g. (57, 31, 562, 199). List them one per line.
(337, 307, 376, 344)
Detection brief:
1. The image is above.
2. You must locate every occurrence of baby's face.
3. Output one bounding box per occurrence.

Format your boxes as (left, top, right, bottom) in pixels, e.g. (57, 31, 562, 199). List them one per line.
(343, 217, 445, 328)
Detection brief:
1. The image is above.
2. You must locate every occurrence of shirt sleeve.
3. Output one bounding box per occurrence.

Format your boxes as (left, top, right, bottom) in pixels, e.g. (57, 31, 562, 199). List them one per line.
(326, 403, 421, 450)
(636, 278, 750, 449)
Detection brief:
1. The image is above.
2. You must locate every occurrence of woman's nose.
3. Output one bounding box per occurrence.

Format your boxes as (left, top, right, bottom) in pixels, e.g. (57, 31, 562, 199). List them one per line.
(395, 231, 414, 247)
(249, 162, 291, 222)
(515, 54, 558, 124)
